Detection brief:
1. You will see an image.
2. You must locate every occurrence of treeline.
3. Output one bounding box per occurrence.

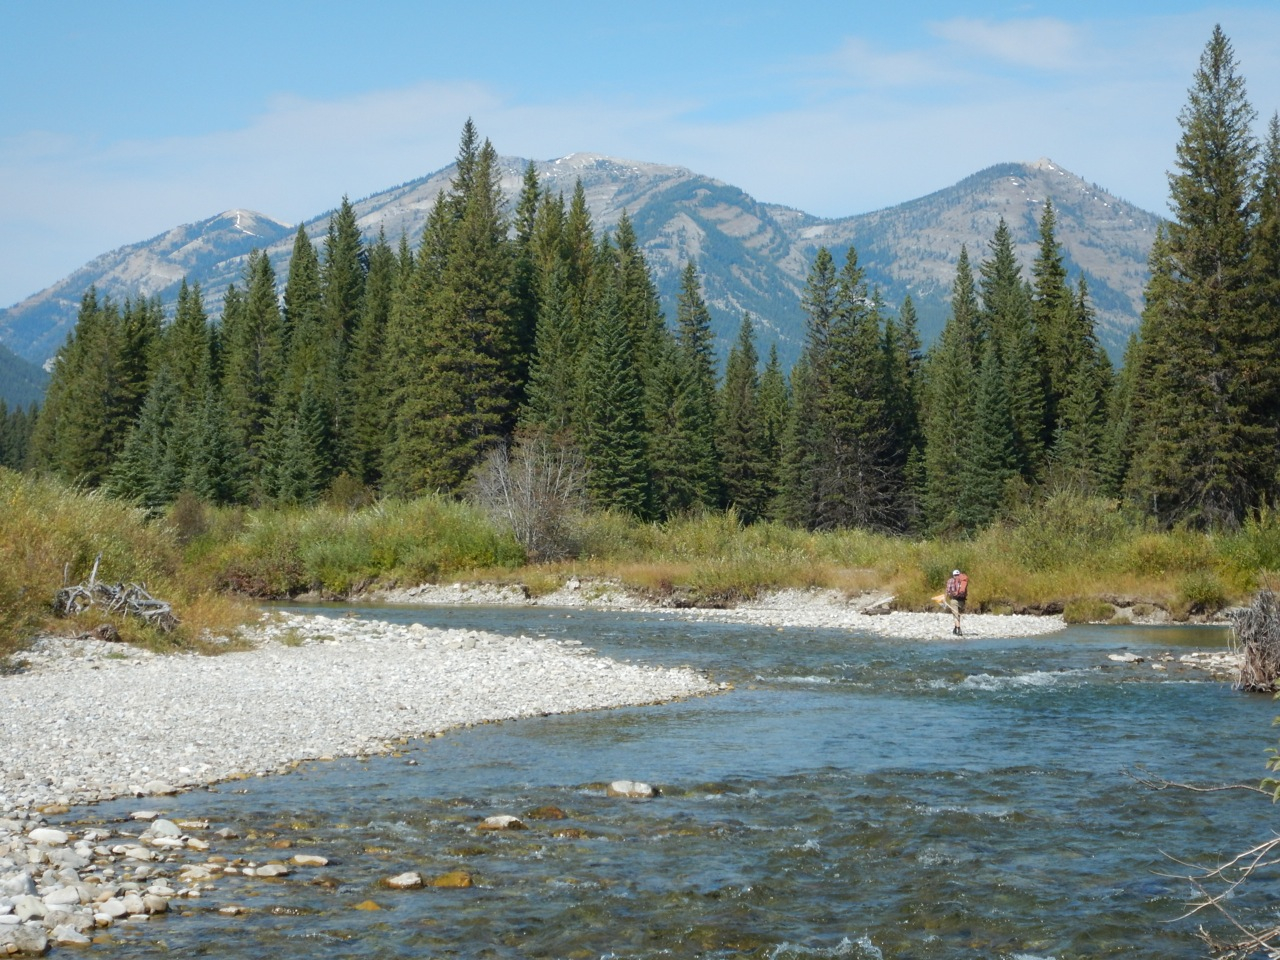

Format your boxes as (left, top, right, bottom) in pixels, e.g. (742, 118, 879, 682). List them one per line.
(15, 28, 1280, 538)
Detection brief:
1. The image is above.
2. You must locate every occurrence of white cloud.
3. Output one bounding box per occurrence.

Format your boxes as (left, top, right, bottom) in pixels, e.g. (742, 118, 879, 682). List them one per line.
(928, 17, 1085, 72)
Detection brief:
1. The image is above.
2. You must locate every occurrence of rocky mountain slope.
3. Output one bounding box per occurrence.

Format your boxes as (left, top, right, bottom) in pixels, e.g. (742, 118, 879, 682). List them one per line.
(0, 342, 46, 408)
(0, 155, 1161, 371)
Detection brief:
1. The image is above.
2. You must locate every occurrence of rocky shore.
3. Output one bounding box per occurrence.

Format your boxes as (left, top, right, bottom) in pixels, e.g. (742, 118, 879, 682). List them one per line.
(373, 581, 1072, 638)
(0, 612, 720, 953)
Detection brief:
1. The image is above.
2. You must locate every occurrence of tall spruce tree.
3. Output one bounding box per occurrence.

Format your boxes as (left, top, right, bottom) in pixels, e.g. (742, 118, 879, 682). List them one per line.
(221, 249, 284, 496)
(716, 314, 769, 522)
(581, 287, 650, 516)
(1127, 26, 1273, 526)
(778, 248, 839, 527)
(757, 343, 790, 518)
(979, 219, 1045, 480)
(343, 230, 396, 486)
(921, 248, 981, 533)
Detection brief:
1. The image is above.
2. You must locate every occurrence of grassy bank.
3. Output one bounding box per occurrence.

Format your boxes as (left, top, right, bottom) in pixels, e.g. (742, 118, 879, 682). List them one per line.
(4, 469, 1278, 656)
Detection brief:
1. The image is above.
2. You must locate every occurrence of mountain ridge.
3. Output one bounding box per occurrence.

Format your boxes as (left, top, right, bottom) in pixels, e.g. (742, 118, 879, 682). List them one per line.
(0, 155, 1161, 370)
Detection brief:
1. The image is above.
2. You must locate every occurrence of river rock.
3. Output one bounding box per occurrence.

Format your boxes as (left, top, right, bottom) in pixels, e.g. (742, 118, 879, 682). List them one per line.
(384, 872, 423, 889)
(120, 893, 145, 915)
(431, 870, 473, 889)
(147, 819, 181, 838)
(607, 780, 659, 799)
(292, 855, 329, 867)
(98, 898, 127, 919)
(12, 896, 46, 922)
(42, 886, 82, 907)
(254, 863, 290, 878)
(0, 873, 36, 897)
(477, 815, 525, 832)
(26, 829, 68, 847)
(1, 925, 49, 955)
(524, 806, 567, 820)
(141, 895, 168, 914)
(51, 924, 91, 946)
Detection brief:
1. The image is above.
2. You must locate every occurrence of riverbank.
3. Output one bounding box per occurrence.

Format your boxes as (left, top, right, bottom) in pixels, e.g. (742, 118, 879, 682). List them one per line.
(374, 580, 1080, 638)
(0, 612, 721, 815)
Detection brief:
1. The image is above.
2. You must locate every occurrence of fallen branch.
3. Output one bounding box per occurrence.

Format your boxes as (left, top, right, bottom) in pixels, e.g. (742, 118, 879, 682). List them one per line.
(53, 554, 178, 633)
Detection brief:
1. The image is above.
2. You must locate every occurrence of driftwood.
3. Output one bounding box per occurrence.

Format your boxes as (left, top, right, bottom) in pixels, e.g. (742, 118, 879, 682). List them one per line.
(52, 553, 178, 634)
(1230, 587, 1280, 693)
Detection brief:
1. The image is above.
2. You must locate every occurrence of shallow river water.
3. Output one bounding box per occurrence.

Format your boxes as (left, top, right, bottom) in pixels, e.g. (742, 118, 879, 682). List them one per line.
(62, 605, 1280, 959)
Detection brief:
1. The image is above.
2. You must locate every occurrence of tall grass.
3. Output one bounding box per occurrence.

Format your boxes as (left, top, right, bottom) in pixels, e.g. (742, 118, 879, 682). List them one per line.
(0, 469, 253, 657)
(5, 473, 1274, 658)
(194, 495, 526, 598)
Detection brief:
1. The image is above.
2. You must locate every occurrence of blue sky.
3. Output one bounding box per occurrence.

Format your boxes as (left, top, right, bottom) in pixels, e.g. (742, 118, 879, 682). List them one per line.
(3, 1, 1279, 310)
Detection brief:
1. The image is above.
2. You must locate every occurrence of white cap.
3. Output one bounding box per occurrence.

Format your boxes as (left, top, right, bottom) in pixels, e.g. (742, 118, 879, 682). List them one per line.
(952, 569, 961, 575)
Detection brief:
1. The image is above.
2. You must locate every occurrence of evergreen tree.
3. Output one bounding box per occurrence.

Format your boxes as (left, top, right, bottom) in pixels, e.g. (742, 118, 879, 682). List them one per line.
(184, 387, 248, 505)
(29, 289, 135, 485)
(716, 314, 769, 522)
(322, 196, 366, 464)
(757, 343, 789, 517)
(343, 230, 395, 486)
(778, 248, 839, 527)
(1127, 26, 1271, 526)
(221, 249, 284, 496)
(1031, 199, 1074, 431)
(883, 294, 924, 528)
(813, 250, 897, 531)
(521, 261, 581, 435)
(979, 219, 1045, 480)
(669, 260, 720, 509)
(108, 366, 183, 507)
(581, 288, 650, 516)
(958, 339, 1017, 528)
(921, 248, 981, 533)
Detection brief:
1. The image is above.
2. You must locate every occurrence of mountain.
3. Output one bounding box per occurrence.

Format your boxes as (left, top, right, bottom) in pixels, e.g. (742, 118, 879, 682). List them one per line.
(0, 209, 294, 365)
(0, 342, 46, 408)
(0, 155, 1160, 371)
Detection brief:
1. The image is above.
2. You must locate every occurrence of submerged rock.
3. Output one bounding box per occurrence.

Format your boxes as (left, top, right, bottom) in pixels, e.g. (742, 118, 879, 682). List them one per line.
(607, 780, 659, 799)
(477, 815, 525, 832)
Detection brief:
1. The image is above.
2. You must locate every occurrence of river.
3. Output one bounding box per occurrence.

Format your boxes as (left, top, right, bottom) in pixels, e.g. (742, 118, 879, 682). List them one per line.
(66, 604, 1279, 958)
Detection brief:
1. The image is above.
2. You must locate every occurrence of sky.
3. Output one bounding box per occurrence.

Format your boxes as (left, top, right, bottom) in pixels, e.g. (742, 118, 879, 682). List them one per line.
(3, 1, 1280, 310)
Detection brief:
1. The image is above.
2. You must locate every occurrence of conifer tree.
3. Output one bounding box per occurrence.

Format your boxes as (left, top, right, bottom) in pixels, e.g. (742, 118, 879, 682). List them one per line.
(581, 287, 650, 516)
(668, 260, 720, 509)
(757, 343, 789, 517)
(343, 230, 395, 486)
(30, 289, 134, 485)
(813, 249, 896, 530)
(958, 339, 1017, 529)
(221, 249, 284, 495)
(1031, 199, 1074, 430)
(521, 262, 580, 435)
(883, 295, 924, 528)
(322, 196, 366, 462)
(716, 314, 769, 522)
(778, 248, 839, 527)
(921, 248, 981, 533)
(979, 219, 1045, 480)
(1127, 26, 1272, 526)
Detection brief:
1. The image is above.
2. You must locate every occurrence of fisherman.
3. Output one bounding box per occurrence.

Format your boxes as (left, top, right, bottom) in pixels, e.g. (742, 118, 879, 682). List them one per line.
(945, 569, 968, 636)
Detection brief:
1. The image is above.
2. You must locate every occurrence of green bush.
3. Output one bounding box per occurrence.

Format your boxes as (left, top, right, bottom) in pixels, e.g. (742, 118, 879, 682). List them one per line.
(1063, 597, 1115, 624)
(1178, 569, 1229, 614)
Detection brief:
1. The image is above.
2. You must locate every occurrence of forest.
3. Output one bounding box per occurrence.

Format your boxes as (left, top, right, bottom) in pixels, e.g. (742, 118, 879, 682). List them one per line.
(5, 27, 1280, 557)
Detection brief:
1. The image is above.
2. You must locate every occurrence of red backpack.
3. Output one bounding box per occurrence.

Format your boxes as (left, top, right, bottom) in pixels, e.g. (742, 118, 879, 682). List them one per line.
(947, 573, 968, 600)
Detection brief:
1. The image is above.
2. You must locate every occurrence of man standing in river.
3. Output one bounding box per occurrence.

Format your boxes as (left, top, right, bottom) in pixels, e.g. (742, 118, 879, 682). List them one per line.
(945, 569, 968, 636)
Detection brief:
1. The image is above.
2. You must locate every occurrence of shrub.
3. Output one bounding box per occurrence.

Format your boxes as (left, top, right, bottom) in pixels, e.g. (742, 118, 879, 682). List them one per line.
(1179, 569, 1229, 614)
(1063, 598, 1115, 624)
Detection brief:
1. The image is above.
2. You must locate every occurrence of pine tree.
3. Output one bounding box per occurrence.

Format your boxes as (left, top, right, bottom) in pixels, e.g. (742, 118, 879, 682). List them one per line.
(883, 295, 924, 528)
(581, 288, 650, 516)
(322, 196, 366, 464)
(343, 230, 395, 486)
(921, 248, 981, 533)
(757, 343, 789, 517)
(716, 314, 770, 522)
(813, 249, 896, 530)
(669, 260, 720, 509)
(221, 249, 284, 497)
(1031, 199, 1074, 431)
(1127, 26, 1269, 526)
(979, 219, 1045, 480)
(29, 289, 134, 485)
(778, 248, 839, 527)
(958, 339, 1017, 529)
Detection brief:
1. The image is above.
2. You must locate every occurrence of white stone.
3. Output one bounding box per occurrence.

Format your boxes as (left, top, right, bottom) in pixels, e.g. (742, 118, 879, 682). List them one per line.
(147, 819, 181, 838)
(385, 871, 422, 889)
(607, 780, 658, 799)
(52, 924, 92, 946)
(27, 828, 68, 846)
(42, 885, 83, 906)
(292, 854, 329, 867)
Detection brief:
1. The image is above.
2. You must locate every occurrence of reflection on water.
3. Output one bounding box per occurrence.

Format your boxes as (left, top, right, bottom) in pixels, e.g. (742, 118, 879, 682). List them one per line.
(65, 606, 1275, 958)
